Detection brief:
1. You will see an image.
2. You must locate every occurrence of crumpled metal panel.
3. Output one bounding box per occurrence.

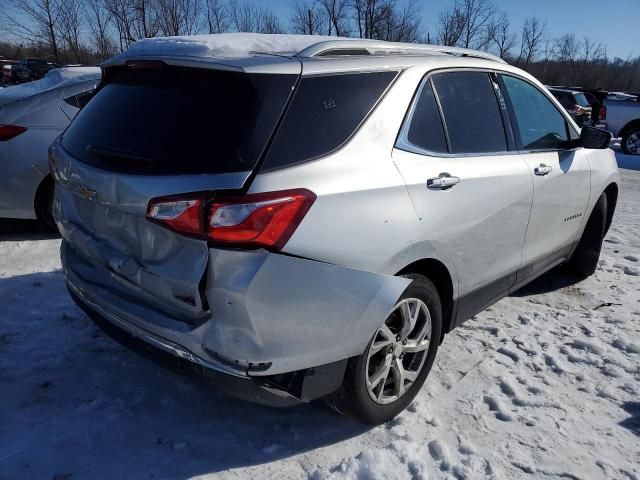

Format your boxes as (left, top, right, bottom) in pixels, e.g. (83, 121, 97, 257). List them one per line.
(51, 141, 250, 317)
(199, 249, 411, 375)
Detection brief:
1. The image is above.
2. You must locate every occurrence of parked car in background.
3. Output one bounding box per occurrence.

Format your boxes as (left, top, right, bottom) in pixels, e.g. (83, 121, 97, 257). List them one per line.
(607, 92, 638, 102)
(548, 87, 593, 126)
(52, 34, 619, 425)
(0, 67, 100, 227)
(568, 87, 608, 126)
(2, 61, 19, 85)
(13, 58, 61, 84)
(606, 96, 640, 154)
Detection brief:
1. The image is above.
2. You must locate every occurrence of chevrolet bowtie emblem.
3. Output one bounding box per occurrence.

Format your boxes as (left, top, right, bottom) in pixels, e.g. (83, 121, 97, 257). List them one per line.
(76, 184, 97, 201)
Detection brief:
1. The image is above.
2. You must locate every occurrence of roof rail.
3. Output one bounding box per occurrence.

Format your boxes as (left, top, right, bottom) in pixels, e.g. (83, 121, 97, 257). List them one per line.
(295, 39, 506, 64)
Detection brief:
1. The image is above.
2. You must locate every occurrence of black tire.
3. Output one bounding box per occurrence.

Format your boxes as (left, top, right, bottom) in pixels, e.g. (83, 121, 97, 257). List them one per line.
(621, 127, 640, 155)
(325, 274, 442, 425)
(34, 177, 57, 231)
(567, 193, 607, 277)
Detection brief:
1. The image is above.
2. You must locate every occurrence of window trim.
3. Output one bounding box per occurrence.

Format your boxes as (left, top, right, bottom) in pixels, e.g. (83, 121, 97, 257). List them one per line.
(497, 73, 581, 153)
(396, 68, 516, 158)
(395, 75, 450, 155)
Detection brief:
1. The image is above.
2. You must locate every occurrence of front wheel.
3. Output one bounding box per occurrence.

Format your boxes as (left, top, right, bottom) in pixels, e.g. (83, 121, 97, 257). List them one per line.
(326, 274, 442, 425)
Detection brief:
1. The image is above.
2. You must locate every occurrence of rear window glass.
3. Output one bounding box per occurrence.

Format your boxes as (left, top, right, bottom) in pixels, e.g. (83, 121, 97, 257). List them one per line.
(261, 71, 397, 171)
(61, 67, 296, 175)
(573, 93, 590, 108)
(431, 72, 507, 154)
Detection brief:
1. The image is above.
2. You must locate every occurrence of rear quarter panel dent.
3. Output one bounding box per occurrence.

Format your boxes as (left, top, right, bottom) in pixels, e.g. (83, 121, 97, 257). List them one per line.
(202, 249, 411, 375)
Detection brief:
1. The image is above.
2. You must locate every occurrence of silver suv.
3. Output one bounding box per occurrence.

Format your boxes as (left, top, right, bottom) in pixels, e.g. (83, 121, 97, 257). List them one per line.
(50, 34, 620, 425)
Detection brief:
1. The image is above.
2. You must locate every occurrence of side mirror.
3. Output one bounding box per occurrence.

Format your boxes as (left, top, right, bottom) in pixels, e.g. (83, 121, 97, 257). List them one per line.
(580, 126, 612, 149)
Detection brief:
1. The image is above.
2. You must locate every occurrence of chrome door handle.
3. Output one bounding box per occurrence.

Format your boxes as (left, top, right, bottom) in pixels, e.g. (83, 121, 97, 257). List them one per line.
(534, 164, 553, 176)
(427, 173, 460, 190)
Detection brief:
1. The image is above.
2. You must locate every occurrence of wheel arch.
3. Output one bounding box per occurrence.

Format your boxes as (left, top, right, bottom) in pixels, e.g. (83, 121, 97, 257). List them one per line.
(396, 258, 455, 342)
(619, 119, 640, 140)
(603, 182, 618, 234)
(34, 174, 54, 222)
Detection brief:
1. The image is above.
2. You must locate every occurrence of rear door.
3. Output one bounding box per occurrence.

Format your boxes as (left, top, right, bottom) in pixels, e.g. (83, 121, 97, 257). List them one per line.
(498, 74, 591, 279)
(53, 64, 298, 319)
(393, 70, 533, 314)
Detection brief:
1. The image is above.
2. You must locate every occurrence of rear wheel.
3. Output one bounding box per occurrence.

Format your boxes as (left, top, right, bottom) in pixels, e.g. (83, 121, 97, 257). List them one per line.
(34, 176, 57, 231)
(567, 193, 607, 277)
(621, 128, 640, 155)
(326, 274, 441, 425)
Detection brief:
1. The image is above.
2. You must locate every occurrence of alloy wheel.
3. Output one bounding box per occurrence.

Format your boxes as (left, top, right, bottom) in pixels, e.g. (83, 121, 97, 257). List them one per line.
(626, 132, 640, 154)
(365, 298, 432, 404)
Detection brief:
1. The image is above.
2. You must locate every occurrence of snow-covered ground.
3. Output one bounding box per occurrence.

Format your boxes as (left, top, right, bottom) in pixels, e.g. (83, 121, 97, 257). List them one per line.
(0, 154, 638, 480)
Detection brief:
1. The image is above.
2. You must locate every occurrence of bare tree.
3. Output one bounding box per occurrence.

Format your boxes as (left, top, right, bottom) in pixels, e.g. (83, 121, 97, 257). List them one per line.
(350, 0, 421, 41)
(227, 0, 283, 33)
(100, 0, 133, 50)
(204, 0, 229, 33)
(131, 0, 161, 39)
(318, 0, 349, 36)
(457, 0, 496, 50)
(255, 8, 284, 34)
(291, 0, 324, 35)
(157, 0, 201, 36)
(436, 3, 465, 46)
(382, 0, 421, 42)
(101, 0, 160, 50)
(436, 0, 496, 49)
(518, 16, 546, 66)
(57, 0, 84, 62)
(555, 33, 579, 64)
(4, 0, 62, 61)
(488, 11, 515, 58)
(581, 35, 605, 64)
(227, 0, 255, 31)
(351, 0, 388, 39)
(86, 0, 116, 60)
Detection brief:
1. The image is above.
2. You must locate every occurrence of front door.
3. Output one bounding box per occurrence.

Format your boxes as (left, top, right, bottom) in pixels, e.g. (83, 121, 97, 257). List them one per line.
(498, 74, 591, 279)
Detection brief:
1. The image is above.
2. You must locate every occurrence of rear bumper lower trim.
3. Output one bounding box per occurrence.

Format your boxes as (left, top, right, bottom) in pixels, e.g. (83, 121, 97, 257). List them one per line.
(67, 284, 305, 407)
(66, 274, 248, 379)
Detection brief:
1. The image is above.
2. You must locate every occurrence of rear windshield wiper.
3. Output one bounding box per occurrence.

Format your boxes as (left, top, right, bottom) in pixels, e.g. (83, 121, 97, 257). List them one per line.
(86, 145, 155, 164)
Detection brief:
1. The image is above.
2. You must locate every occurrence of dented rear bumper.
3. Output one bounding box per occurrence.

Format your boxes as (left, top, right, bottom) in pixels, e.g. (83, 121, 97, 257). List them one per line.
(62, 241, 410, 403)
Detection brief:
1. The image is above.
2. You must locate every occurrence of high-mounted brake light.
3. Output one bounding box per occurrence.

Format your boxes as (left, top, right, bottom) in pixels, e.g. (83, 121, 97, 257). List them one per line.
(0, 124, 27, 141)
(146, 189, 316, 251)
(125, 60, 167, 69)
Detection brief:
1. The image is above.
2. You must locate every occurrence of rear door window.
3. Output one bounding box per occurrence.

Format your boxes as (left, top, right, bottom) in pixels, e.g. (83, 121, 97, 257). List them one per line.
(500, 75, 572, 150)
(431, 71, 508, 154)
(61, 66, 297, 175)
(260, 71, 398, 171)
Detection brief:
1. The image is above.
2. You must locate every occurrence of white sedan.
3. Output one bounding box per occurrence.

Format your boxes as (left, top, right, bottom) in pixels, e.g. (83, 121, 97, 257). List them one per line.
(0, 67, 100, 228)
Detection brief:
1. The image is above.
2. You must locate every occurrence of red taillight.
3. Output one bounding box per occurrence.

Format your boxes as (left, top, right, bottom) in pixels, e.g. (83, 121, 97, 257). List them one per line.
(146, 189, 316, 251)
(146, 194, 207, 236)
(0, 124, 27, 141)
(599, 105, 607, 121)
